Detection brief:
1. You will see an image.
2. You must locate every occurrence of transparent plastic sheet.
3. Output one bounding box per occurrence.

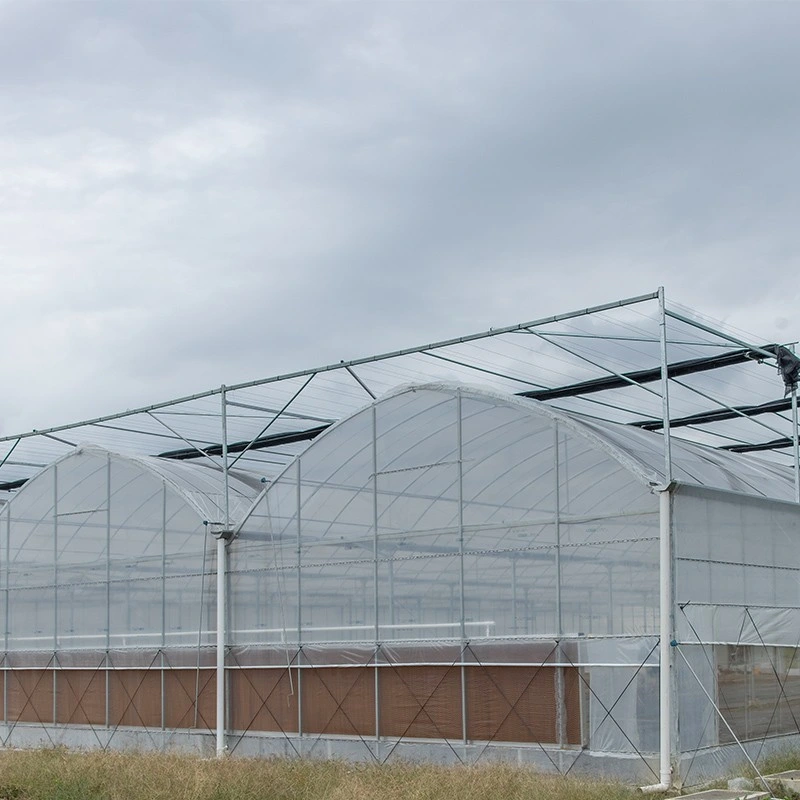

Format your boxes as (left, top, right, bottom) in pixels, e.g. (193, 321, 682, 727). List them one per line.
(577, 637, 659, 756)
(679, 605, 800, 648)
(672, 484, 800, 778)
(676, 644, 717, 785)
(674, 484, 800, 643)
(230, 387, 661, 650)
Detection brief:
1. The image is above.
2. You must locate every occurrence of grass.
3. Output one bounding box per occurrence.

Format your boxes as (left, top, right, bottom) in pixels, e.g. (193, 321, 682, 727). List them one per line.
(746, 748, 800, 778)
(0, 749, 647, 800)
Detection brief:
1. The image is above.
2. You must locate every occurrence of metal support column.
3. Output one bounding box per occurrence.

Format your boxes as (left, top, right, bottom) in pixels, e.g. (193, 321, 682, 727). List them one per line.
(658, 286, 673, 483)
(372, 405, 381, 753)
(105, 455, 111, 729)
(52, 465, 58, 725)
(642, 286, 674, 793)
(364, 405, 381, 760)
(456, 391, 468, 746)
(296, 459, 303, 748)
(4, 507, 9, 727)
(554, 424, 566, 747)
(161, 483, 167, 735)
(216, 386, 229, 757)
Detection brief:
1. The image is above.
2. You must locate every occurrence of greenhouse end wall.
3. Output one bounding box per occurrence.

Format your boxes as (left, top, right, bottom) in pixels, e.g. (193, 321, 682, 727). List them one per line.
(4, 384, 800, 784)
(672, 483, 800, 786)
(224, 386, 662, 775)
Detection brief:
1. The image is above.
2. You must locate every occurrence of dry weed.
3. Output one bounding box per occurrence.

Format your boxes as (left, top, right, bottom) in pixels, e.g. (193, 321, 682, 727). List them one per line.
(0, 749, 645, 800)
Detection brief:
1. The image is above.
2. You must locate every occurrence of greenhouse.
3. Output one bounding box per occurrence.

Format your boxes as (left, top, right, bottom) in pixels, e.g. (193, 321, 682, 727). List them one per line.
(1, 290, 799, 789)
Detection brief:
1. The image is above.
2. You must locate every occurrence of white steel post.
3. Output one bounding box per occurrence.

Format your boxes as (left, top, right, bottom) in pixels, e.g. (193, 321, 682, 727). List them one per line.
(372, 405, 381, 753)
(658, 488, 673, 787)
(161, 484, 167, 736)
(4, 507, 9, 727)
(658, 286, 672, 484)
(216, 386, 229, 758)
(105, 456, 112, 730)
(642, 287, 674, 793)
(53, 465, 58, 725)
(554, 424, 566, 748)
(216, 536, 226, 756)
(457, 391, 468, 747)
(658, 287, 674, 788)
(296, 460, 303, 748)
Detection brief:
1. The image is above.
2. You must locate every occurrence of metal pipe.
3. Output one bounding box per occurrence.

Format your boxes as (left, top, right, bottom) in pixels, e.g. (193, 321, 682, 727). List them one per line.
(105, 456, 112, 729)
(642, 288, 676, 792)
(296, 459, 303, 746)
(371, 405, 381, 749)
(658, 286, 672, 484)
(161, 483, 166, 735)
(4, 506, 9, 727)
(665, 307, 779, 362)
(640, 487, 673, 793)
(346, 365, 376, 399)
(456, 391, 468, 746)
(554, 423, 566, 747)
(216, 536, 226, 757)
(52, 465, 58, 725)
(216, 387, 229, 757)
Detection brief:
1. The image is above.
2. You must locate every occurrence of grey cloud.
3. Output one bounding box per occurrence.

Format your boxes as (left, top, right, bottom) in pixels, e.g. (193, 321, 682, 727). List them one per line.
(1, 1, 799, 433)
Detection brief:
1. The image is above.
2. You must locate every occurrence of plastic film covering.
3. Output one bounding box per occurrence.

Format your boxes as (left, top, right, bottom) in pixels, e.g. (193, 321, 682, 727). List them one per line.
(674, 484, 800, 645)
(231, 386, 660, 648)
(672, 483, 800, 770)
(3, 447, 221, 651)
(225, 385, 662, 763)
(576, 418, 797, 501)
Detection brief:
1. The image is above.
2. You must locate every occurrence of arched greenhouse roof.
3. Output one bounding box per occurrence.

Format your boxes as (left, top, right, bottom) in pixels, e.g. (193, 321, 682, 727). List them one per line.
(9, 443, 263, 526)
(274, 383, 798, 502)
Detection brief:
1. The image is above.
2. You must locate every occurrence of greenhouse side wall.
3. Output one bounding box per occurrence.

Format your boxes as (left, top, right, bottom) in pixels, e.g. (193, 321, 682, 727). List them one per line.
(673, 483, 800, 786)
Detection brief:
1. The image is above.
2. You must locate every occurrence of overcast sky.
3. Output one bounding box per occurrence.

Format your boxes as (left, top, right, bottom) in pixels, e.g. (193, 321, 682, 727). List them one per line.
(1, 1, 799, 433)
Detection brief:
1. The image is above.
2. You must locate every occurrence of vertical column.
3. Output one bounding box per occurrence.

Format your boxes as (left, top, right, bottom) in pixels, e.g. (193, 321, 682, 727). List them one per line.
(658, 287, 675, 788)
(296, 460, 303, 746)
(656, 488, 674, 789)
(4, 507, 9, 726)
(457, 391, 468, 746)
(105, 456, 111, 729)
(53, 465, 58, 725)
(161, 483, 167, 735)
(216, 387, 229, 757)
(372, 405, 380, 750)
(658, 286, 672, 484)
(554, 424, 566, 747)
